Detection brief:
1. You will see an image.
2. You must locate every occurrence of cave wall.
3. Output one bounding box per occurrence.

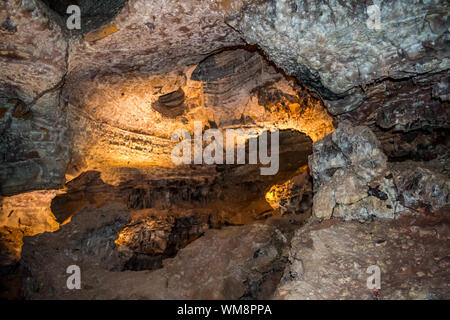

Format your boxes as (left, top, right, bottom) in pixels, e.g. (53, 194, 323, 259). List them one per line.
(0, 0, 70, 195)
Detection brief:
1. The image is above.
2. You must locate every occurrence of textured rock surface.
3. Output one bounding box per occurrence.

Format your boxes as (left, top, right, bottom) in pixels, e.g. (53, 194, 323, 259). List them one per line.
(275, 216, 450, 300)
(65, 47, 332, 177)
(1, 0, 335, 194)
(228, 0, 449, 166)
(0, 190, 60, 266)
(309, 121, 449, 221)
(391, 162, 450, 213)
(310, 121, 387, 189)
(21, 203, 289, 299)
(265, 165, 312, 215)
(21, 202, 130, 299)
(309, 121, 404, 221)
(67, 0, 244, 83)
(1, 0, 449, 301)
(228, 0, 449, 103)
(0, 1, 70, 195)
(116, 211, 210, 257)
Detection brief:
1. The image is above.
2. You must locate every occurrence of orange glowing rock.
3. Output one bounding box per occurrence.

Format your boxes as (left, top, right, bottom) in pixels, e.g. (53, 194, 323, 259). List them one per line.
(85, 24, 119, 42)
(265, 165, 312, 215)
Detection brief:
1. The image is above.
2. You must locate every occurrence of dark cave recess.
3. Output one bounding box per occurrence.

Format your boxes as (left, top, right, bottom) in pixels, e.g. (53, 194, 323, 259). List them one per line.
(39, 0, 128, 34)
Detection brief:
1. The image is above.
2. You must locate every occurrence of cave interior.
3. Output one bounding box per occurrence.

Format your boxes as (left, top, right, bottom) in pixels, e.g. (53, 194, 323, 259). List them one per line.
(0, 0, 449, 300)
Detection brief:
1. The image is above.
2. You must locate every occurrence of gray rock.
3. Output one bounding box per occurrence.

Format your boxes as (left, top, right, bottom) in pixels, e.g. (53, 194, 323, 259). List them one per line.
(21, 213, 288, 300)
(0, 1, 69, 195)
(228, 0, 449, 103)
(391, 162, 450, 212)
(309, 122, 400, 220)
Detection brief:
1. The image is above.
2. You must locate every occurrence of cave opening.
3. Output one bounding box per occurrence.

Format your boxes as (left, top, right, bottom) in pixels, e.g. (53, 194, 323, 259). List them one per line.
(48, 129, 314, 272)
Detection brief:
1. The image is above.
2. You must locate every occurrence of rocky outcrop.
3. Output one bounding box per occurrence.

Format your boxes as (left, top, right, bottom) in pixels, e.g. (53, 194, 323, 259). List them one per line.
(391, 162, 450, 214)
(275, 216, 450, 299)
(265, 165, 312, 215)
(227, 0, 449, 105)
(228, 0, 449, 166)
(309, 121, 450, 221)
(21, 202, 130, 299)
(309, 121, 401, 220)
(1, 0, 449, 301)
(309, 121, 449, 221)
(21, 202, 289, 299)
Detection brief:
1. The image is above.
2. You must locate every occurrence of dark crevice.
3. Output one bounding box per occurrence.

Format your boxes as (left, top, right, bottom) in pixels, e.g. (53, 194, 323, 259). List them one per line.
(38, 0, 128, 34)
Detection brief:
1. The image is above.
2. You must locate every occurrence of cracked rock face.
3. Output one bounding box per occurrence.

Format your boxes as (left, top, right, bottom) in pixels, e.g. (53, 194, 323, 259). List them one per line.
(391, 162, 450, 213)
(309, 121, 450, 221)
(228, 0, 449, 170)
(310, 122, 390, 220)
(309, 121, 396, 220)
(21, 200, 289, 300)
(0, 1, 70, 195)
(228, 0, 449, 100)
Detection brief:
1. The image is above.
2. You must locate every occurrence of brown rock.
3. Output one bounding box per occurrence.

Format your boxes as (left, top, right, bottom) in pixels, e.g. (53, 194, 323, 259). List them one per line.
(275, 217, 450, 300)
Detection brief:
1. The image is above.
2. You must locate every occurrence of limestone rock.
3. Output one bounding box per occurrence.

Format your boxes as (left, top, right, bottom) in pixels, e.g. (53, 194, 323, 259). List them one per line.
(116, 214, 210, 256)
(309, 122, 400, 221)
(308, 121, 380, 188)
(0, 0, 448, 302)
(0, 190, 60, 265)
(391, 162, 450, 213)
(275, 217, 450, 300)
(312, 183, 335, 220)
(228, 0, 449, 111)
(21, 218, 288, 300)
(0, 226, 23, 267)
(309, 120, 387, 190)
(333, 169, 368, 205)
(265, 166, 312, 215)
(67, 0, 245, 84)
(0, 1, 70, 195)
(21, 202, 131, 299)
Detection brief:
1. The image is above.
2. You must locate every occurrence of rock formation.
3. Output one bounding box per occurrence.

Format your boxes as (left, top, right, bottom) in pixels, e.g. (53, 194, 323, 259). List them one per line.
(275, 216, 450, 300)
(309, 121, 449, 221)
